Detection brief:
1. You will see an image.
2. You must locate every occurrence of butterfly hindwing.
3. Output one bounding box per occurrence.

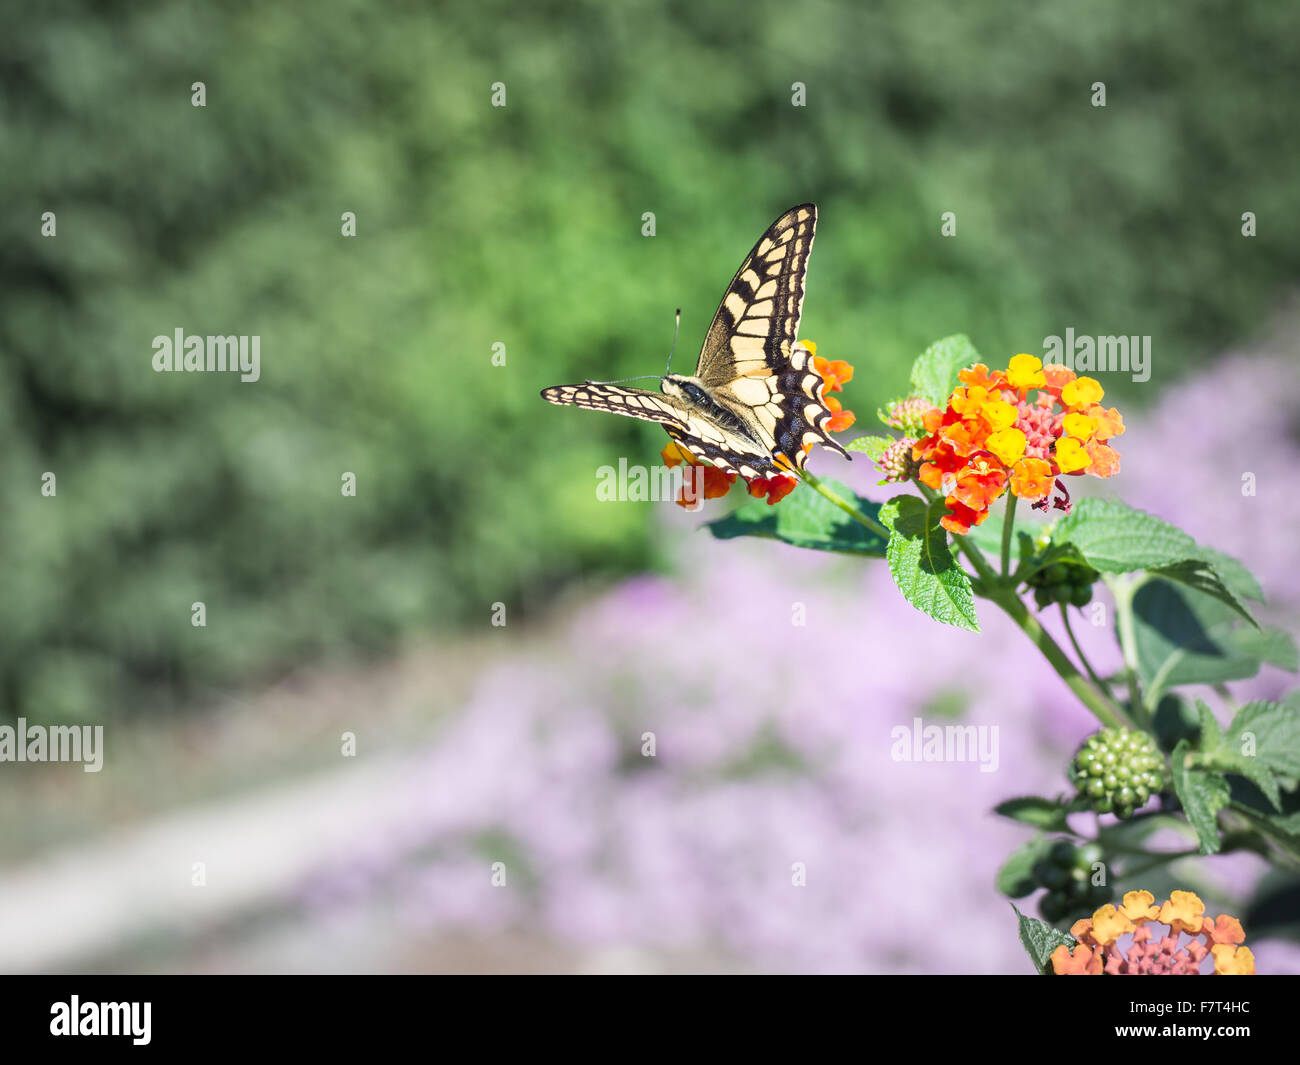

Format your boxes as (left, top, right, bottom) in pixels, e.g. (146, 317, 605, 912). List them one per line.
(710, 341, 849, 472)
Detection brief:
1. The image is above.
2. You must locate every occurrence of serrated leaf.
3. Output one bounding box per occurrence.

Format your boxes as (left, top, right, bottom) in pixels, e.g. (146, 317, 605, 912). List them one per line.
(909, 334, 981, 407)
(1054, 499, 1201, 571)
(1131, 579, 1297, 701)
(997, 837, 1052, 898)
(846, 434, 895, 461)
(1224, 755, 1282, 811)
(994, 796, 1073, 831)
(1199, 547, 1264, 603)
(1170, 739, 1230, 854)
(880, 495, 979, 632)
(706, 478, 887, 556)
(1194, 699, 1225, 753)
(1054, 500, 1260, 625)
(1225, 700, 1300, 789)
(1196, 701, 1282, 811)
(1152, 560, 1258, 628)
(1012, 904, 1077, 973)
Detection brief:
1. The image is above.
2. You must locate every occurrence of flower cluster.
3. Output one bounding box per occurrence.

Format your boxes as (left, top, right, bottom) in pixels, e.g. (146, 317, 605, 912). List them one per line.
(660, 341, 854, 508)
(1051, 890, 1255, 975)
(913, 355, 1125, 534)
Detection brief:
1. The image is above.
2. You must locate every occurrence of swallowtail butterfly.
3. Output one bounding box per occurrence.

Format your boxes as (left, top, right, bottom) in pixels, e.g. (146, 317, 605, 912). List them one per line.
(540, 204, 849, 481)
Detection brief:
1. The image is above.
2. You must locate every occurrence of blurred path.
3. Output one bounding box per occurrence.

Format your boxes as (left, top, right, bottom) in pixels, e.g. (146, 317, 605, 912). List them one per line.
(0, 749, 428, 972)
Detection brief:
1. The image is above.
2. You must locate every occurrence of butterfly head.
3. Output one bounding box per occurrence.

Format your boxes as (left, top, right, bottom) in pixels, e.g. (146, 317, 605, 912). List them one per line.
(660, 374, 708, 404)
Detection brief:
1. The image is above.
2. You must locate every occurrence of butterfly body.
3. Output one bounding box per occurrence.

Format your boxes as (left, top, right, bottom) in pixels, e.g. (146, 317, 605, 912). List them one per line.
(541, 204, 849, 482)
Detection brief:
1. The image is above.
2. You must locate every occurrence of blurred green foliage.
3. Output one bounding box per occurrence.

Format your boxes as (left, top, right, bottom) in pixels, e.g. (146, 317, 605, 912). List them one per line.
(2, 0, 1297, 721)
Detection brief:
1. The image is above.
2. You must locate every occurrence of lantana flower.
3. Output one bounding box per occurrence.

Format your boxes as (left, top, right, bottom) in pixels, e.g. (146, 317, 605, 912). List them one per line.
(1050, 890, 1255, 975)
(661, 440, 736, 509)
(810, 343, 856, 434)
(912, 354, 1125, 534)
(659, 341, 854, 508)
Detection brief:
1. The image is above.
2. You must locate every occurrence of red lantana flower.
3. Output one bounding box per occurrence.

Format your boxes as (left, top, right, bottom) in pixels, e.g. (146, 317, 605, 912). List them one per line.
(912, 354, 1125, 534)
(661, 441, 735, 509)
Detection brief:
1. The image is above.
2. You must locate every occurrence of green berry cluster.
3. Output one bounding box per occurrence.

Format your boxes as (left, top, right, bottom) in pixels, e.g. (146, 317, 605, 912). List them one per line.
(1034, 840, 1111, 923)
(1070, 728, 1165, 819)
(1030, 559, 1100, 609)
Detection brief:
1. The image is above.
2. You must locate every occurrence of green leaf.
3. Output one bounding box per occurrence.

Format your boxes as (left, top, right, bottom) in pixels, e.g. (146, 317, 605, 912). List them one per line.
(846, 434, 895, 461)
(1130, 578, 1297, 700)
(1224, 754, 1282, 812)
(994, 796, 1073, 831)
(1199, 547, 1264, 603)
(1053, 499, 1200, 571)
(909, 334, 981, 407)
(1225, 700, 1300, 790)
(1194, 699, 1224, 752)
(1193, 700, 1281, 811)
(706, 478, 887, 556)
(1053, 499, 1260, 625)
(880, 495, 979, 632)
(997, 837, 1051, 898)
(1012, 904, 1076, 974)
(1151, 560, 1257, 628)
(962, 515, 1007, 559)
(1229, 781, 1300, 862)
(1169, 739, 1230, 854)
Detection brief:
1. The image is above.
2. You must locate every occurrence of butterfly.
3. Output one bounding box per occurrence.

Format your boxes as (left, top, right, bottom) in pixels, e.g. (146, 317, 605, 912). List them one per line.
(540, 203, 849, 482)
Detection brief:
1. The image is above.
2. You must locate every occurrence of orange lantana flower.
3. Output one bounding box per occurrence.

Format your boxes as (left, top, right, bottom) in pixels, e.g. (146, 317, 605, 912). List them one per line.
(913, 353, 1125, 534)
(1051, 890, 1253, 975)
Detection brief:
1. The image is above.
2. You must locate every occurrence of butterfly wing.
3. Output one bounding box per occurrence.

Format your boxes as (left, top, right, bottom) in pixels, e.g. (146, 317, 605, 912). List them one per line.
(540, 382, 774, 479)
(694, 203, 848, 471)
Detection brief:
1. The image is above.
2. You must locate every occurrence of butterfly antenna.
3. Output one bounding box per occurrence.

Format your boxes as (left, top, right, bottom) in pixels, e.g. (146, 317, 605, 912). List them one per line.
(665, 307, 681, 374)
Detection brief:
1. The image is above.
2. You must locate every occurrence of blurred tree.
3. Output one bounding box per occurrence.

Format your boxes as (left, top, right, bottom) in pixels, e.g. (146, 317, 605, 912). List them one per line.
(1, 0, 1297, 720)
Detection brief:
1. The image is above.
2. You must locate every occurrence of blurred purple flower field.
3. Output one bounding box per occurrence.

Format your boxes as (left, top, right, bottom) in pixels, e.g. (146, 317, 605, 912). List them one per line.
(303, 349, 1300, 973)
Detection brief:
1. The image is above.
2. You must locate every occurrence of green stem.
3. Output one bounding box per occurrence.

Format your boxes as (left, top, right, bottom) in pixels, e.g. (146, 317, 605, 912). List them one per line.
(1000, 493, 1017, 577)
(798, 469, 890, 540)
(1059, 603, 1112, 698)
(949, 531, 1132, 730)
(1105, 574, 1147, 727)
(1120, 849, 1201, 880)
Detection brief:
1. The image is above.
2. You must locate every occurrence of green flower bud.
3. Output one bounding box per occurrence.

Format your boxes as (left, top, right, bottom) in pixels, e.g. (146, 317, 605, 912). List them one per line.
(1070, 728, 1166, 820)
(1039, 891, 1071, 923)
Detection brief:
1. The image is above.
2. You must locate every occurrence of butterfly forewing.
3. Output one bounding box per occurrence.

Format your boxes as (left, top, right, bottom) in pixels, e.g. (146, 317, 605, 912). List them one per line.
(695, 204, 816, 388)
(540, 383, 774, 478)
(540, 383, 690, 429)
(694, 204, 847, 471)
